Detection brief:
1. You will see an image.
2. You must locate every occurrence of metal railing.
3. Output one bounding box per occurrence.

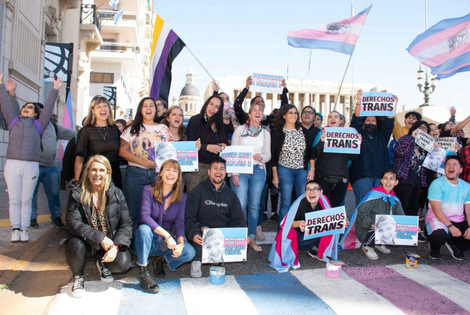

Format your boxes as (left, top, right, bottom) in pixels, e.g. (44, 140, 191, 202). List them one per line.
(100, 43, 139, 53)
(80, 4, 101, 33)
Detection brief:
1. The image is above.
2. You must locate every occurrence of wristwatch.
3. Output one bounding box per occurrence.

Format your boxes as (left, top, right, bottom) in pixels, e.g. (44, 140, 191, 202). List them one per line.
(447, 223, 454, 228)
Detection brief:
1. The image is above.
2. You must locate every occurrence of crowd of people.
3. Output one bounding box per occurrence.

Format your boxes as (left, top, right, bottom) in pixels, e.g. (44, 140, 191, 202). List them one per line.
(1, 74, 469, 298)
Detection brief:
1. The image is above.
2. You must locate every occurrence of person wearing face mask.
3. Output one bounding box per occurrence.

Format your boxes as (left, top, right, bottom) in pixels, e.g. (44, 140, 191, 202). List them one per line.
(349, 90, 395, 205)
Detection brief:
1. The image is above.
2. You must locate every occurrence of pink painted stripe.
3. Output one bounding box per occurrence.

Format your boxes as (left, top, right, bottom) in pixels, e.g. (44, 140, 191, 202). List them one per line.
(409, 21, 470, 55)
(434, 264, 470, 284)
(345, 266, 469, 314)
(420, 40, 470, 67)
(288, 30, 359, 45)
(438, 61, 470, 76)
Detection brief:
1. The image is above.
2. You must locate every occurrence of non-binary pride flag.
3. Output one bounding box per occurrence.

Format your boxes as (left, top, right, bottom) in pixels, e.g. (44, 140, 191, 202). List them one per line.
(407, 13, 470, 79)
(150, 15, 185, 102)
(287, 5, 372, 55)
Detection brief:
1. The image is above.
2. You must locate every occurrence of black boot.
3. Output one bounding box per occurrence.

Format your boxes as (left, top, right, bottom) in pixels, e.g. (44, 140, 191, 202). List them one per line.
(139, 265, 159, 293)
(154, 256, 166, 278)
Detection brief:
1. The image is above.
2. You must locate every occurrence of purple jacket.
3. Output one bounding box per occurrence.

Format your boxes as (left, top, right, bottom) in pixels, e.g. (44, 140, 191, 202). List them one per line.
(139, 185, 186, 239)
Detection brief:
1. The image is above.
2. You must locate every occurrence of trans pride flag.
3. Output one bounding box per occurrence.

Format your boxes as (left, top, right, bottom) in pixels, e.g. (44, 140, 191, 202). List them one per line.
(150, 15, 185, 102)
(287, 5, 372, 55)
(408, 13, 470, 79)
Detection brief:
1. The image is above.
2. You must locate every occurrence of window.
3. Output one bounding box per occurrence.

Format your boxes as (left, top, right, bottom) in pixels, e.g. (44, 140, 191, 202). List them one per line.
(90, 72, 114, 83)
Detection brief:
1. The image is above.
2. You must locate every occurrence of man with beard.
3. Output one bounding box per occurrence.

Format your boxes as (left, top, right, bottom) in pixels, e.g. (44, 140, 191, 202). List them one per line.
(426, 156, 470, 260)
(185, 157, 246, 277)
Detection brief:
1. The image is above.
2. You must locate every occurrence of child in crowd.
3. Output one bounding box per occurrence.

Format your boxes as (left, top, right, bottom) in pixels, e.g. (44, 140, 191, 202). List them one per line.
(355, 169, 405, 260)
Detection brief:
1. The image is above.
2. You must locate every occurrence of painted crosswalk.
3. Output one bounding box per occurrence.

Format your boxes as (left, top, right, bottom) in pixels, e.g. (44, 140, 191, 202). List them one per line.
(49, 264, 470, 315)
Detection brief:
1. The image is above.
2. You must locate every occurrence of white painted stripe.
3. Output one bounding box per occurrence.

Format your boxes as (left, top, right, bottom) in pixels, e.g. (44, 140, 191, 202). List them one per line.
(180, 275, 258, 315)
(388, 264, 470, 311)
(48, 281, 123, 315)
(292, 269, 405, 315)
(149, 24, 170, 87)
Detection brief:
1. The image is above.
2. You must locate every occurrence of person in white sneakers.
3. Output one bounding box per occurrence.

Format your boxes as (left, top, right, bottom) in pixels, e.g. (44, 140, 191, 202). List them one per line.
(355, 169, 404, 260)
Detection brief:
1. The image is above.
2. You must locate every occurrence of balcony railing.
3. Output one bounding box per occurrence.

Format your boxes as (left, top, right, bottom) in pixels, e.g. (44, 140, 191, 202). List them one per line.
(80, 4, 101, 33)
(99, 43, 139, 54)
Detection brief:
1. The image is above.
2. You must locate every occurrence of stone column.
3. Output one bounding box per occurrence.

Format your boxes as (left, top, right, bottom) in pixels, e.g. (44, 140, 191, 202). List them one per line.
(314, 93, 320, 111)
(324, 94, 330, 117)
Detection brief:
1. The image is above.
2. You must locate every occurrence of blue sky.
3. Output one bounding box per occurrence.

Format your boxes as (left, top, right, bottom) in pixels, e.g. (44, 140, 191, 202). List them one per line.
(155, 0, 470, 118)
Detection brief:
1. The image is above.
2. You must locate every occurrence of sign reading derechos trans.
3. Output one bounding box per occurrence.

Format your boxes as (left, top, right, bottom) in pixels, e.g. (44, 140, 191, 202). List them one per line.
(323, 127, 361, 154)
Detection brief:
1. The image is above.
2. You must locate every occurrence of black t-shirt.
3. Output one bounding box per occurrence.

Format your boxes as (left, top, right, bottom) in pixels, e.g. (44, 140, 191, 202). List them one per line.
(400, 146, 426, 187)
(294, 197, 323, 232)
(75, 125, 121, 165)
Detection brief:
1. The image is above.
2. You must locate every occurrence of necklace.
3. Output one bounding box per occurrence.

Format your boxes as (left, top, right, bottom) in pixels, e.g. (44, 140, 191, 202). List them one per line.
(96, 126, 108, 140)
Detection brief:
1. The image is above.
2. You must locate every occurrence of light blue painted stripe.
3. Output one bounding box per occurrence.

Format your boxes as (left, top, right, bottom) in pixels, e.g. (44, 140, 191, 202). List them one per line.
(236, 272, 335, 315)
(118, 279, 186, 314)
(287, 37, 355, 55)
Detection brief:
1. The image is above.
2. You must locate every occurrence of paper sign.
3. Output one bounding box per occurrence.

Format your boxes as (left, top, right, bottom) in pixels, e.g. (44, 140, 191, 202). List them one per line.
(375, 215, 418, 246)
(304, 206, 347, 240)
(172, 141, 199, 172)
(415, 130, 435, 153)
(202, 228, 247, 263)
(250, 73, 284, 94)
(360, 91, 397, 116)
(436, 137, 458, 152)
(423, 147, 456, 174)
(323, 127, 361, 154)
(220, 145, 254, 174)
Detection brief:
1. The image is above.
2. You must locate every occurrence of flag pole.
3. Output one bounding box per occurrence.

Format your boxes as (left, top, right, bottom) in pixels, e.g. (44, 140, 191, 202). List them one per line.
(333, 53, 353, 111)
(185, 45, 220, 90)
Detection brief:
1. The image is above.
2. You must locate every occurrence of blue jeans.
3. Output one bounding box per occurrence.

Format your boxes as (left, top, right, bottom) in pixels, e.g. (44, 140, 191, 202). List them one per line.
(352, 177, 382, 205)
(31, 166, 62, 220)
(277, 165, 307, 224)
(124, 166, 157, 230)
(133, 225, 195, 271)
(295, 229, 320, 251)
(231, 165, 266, 238)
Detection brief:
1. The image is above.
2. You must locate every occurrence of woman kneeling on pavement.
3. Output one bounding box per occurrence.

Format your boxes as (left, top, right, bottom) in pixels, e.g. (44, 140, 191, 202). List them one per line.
(134, 159, 195, 293)
(65, 155, 133, 297)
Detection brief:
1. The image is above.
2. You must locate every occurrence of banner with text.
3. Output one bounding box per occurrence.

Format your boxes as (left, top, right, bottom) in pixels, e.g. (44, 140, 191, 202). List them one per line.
(220, 145, 254, 174)
(304, 206, 347, 240)
(375, 215, 418, 246)
(415, 130, 435, 153)
(360, 91, 397, 116)
(250, 72, 284, 94)
(154, 141, 198, 173)
(436, 137, 458, 152)
(202, 227, 248, 264)
(323, 127, 361, 154)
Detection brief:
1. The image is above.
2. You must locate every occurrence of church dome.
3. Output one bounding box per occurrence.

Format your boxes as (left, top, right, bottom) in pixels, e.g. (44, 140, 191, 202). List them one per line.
(180, 84, 200, 97)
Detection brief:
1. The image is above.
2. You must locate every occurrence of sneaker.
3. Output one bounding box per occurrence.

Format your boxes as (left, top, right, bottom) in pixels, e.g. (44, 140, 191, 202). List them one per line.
(96, 260, 114, 282)
(71, 275, 85, 297)
(11, 229, 20, 243)
(256, 226, 266, 241)
(190, 261, 202, 278)
(52, 217, 65, 228)
(30, 219, 39, 229)
(271, 213, 279, 221)
(445, 242, 464, 261)
(249, 240, 262, 252)
(307, 247, 322, 260)
(418, 231, 427, 243)
(374, 245, 391, 254)
(429, 246, 441, 260)
(20, 229, 29, 243)
(362, 245, 379, 260)
(139, 271, 159, 293)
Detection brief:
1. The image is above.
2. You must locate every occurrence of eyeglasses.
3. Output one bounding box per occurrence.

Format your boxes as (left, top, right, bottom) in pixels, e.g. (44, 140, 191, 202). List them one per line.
(303, 111, 315, 115)
(156, 103, 164, 108)
(306, 187, 321, 193)
(23, 105, 35, 110)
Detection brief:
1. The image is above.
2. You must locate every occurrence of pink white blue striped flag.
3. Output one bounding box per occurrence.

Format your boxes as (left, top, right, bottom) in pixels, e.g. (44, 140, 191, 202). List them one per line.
(408, 13, 470, 79)
(287, 5, 372, 55)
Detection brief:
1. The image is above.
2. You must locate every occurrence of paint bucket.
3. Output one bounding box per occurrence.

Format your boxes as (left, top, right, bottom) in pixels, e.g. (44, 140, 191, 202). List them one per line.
(325, 261, 343, 279)
(209, 266, 225, 285)
(405, 252, 421, 269)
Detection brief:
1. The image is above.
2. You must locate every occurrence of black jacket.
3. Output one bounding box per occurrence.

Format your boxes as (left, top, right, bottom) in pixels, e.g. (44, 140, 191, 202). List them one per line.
(271, 126, 314, 170)
(66, 182, 132, 251)
(313, 139, 357, 178)
(185, 178, 246, 241)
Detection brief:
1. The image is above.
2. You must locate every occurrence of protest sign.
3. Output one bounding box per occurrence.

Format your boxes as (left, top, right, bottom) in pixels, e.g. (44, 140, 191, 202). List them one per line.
(375, 215, 418, 246)
(360, 91, 397, 116)
(220, 145, 254, 174)
(202, 227, 248, 263)
(436, 137, 458, 152)
(423, 147, 446, 173)
(250, 72, 284, 94)
(304, 206, 347, 240)
(171, 141, 199, 172)
(323, 127, 361, 154)
(414, 130, 435, 153)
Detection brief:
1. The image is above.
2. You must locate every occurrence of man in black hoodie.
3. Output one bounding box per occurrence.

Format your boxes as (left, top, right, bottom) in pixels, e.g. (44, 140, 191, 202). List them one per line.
(185, 157, 246, 278)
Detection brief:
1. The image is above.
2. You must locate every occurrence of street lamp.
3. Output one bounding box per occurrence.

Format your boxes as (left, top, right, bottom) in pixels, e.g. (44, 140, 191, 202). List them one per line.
(417, 66, 436, 106)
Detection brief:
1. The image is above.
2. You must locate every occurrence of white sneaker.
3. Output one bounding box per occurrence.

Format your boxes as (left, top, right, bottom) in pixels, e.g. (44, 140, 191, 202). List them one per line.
(190, 261, 202, 278)
(362, 245, 379, 260)
(374, 245, 391, 254)
(20, 229, 29, 243)
(11, 229, 20, 243)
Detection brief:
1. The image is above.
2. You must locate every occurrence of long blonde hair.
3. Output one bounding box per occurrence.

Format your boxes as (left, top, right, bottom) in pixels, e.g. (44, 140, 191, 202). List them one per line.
(152, 159, 183, 204)
(80, 155, 112, 210)
(83, 96, 115, 126)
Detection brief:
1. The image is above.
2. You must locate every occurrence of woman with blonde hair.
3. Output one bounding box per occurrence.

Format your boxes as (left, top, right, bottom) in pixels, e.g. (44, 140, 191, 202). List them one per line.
(74, 96, 122, 188)
(65, 155, 133, 297)
(162, 105, 187, 141)
(134, 159, 195, 293)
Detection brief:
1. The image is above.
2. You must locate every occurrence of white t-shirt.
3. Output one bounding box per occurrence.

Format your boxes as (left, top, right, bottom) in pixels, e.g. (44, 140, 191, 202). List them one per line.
(120, 124, 173, 168)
